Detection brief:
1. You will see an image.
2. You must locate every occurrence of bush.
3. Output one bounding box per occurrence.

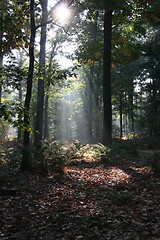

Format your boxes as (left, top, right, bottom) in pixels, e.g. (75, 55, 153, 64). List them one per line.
(111, 138, 138, 159)
(148, 151, 160, 174)
(34, 140, 64, 173)
(138, 136, 160, 150)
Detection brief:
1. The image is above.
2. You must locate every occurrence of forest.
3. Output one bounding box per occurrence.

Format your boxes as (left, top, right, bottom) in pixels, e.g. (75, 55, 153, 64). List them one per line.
(0, 0, 160, 239)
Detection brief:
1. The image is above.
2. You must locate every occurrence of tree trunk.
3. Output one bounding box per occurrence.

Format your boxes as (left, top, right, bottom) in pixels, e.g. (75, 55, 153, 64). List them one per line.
(94, 72, 101, 142)
(103, 10, 112, 146)
(0, 24, 3, 106)
(34, 0, 48, 147)
(18, 51, 23, 139)
(124, 91, 128, 136)
(128, 79, 134, 133)
(22, 0, 36, 170)
(44, 42, 56, 139)
(88, 66, 93, 143)
(18, 81, 22, 139)
(44, 83, 50, 139)
(119, 93, 123, 139)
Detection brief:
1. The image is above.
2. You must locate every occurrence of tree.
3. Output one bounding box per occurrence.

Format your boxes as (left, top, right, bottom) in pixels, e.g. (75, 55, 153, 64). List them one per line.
(103, 9, 112, 145)
(34, 0, 76, 146)
(34, 0, 48, 147)
(22, 0, 36, 170)
(44, 31, 67, 139)
(0, 31, 3, 106)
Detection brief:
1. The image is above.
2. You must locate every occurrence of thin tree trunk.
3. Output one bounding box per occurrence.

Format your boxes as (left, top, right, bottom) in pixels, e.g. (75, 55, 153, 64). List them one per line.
(22, 0, 36, 170)
(44, 82, 50, 139)
(18, 81, 22, 139)
(88, 66, 93, 143)
(0, 23, 3, 106)
(44, 42, 57, 139)
(103, 10, 112, 146)
(119, 93, 123, 139)
(128, 79, 134, 133)
(34, 0, 48, 147)
(95, 72, 100, 142)
(124, 91, 128, 136)
(18, 51, 23, 139)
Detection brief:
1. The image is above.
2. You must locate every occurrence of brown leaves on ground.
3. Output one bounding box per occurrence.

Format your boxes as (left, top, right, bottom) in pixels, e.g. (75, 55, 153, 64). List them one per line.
(0, 143, 160, 240)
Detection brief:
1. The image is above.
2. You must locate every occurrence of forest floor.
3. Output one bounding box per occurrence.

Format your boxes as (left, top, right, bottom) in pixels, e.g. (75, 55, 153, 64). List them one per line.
(0, 139, 160, 240)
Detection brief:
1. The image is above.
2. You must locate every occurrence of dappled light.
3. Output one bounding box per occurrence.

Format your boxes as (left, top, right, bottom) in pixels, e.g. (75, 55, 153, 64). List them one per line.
(1, 140, 160, 239)
(130, 166, 152, 174)
(64, 167, 131, 186)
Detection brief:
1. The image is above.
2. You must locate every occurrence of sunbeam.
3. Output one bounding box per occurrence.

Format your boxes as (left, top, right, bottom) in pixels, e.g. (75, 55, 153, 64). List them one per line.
(55, 3, 70, 25)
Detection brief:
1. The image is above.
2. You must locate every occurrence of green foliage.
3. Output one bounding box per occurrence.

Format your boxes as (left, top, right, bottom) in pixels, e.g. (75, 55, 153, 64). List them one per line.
(147, 151, 160, 174)
(157, 196, 160, 204)
(111, 139, 139, 159)
(0, 140, 22, 179)
(1, 61, 27, 91)
(0, 102, 33, 133)
(32, 140, 110, 172)
(33, 140, 64, 173)
(0, 0, 30, 52)
(64, 142, 111, 167)
(138, 136, 160, 150)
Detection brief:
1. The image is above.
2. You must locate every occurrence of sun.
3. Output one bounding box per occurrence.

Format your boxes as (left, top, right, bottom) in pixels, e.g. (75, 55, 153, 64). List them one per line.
(55, 3, 70, 25)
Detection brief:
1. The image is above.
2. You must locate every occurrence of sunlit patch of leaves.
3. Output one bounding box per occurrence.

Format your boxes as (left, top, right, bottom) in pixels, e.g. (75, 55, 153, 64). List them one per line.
(64, 167, 131, 187)
(131, 166, 152, 174)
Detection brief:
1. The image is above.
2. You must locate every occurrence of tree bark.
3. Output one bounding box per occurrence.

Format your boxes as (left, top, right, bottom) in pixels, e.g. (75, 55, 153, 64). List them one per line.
(0, 58, 2, 106)
(34, 0, 48, 147)
(22, 0, 36, 170)
(0, 22, 3, 106)
(103, 10, 112, 146)
(94, 72, 101, 142)
(18, 51, 23, 139)
(128, 79, 134, 133)
(88, 66, 93, 143)
(44, 83, 50, 139)
(119, 93, 123, 139)
(18, 81, 22, 139)
(44, 42, 57, 139)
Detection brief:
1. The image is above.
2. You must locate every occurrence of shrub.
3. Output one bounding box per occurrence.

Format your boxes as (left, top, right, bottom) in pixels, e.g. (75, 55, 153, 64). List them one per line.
(148, 151, 160, 174)
(111, 138, 138, 159)
(34, 140, 64, 173)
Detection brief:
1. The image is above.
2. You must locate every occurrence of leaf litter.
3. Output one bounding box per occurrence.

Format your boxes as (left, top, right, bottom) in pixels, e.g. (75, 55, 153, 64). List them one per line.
(0, 142, 160, 239)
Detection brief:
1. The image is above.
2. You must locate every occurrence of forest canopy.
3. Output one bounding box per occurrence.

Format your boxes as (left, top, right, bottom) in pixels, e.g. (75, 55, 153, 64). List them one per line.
(0, 0, 160, 167)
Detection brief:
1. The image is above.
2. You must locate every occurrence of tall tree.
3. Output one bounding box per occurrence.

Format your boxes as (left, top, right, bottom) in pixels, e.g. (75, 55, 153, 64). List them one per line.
(34, 0, 48, 147)
(0, 29, 3, 106)
(103, 9, 112, 145)
(17, 51, 23, 139)
(22, 0, 36, 170)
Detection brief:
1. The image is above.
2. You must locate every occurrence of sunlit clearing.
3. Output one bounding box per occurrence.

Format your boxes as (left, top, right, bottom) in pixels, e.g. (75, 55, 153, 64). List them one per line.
(55, 3, 70, 25)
